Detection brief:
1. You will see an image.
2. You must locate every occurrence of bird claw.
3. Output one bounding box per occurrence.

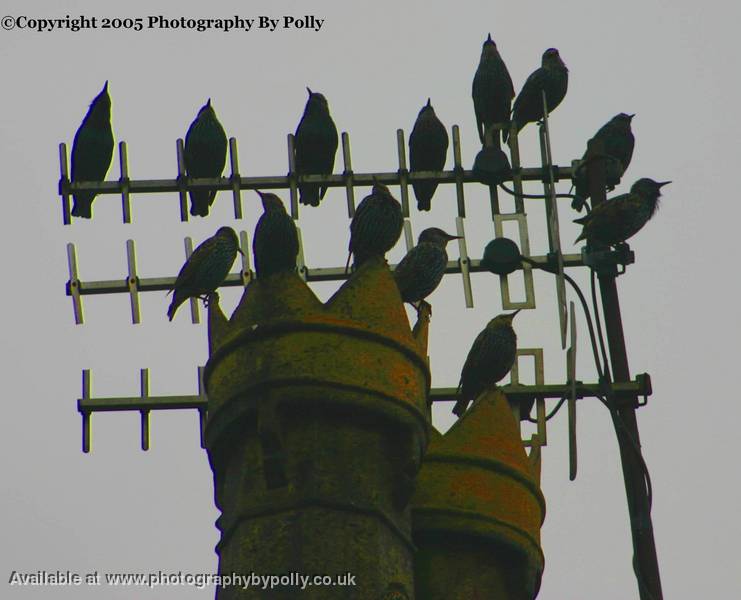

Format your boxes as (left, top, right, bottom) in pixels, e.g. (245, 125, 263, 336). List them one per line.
(201, 292, 219, 308)
(416, 300, 432, 320)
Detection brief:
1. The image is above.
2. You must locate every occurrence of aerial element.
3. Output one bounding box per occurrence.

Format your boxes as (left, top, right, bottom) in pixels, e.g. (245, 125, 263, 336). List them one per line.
(167, 226, 242, 321)
(294, 88, 339, 206)
(409, 99, 449, 211)
(346, 181, 403, 271)
(574, 178, 671, 246)
(252, 191, 299, 278)
(472, 34, 515, 148)
(183, 99, 228, 217)
(70, 81, 114, 219)
(572, 113, 636, 212)
(505, 48, 568, 142)
(453, 310, 520, 417)
(393, 227, 460, 308)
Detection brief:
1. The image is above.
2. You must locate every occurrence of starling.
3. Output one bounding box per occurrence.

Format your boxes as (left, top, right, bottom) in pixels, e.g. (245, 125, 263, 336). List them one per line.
(472, 34, 515, 148)
(393, 228, 460, 305)
(505, 48, 568, 143)
(252, 191, 299, 278)
(572, 113, 636, 212)
(167, 226, 242, 321)
(472, 145, 512, 186)
(294, 88, 339, 206)
(184, 99, 228, 217)
(345, 182, 403, 271)
(573, 178, 671, 246)
(453, 310, 520, 417)
(70, 81, 114, 219)
(409, 99, 449, 211)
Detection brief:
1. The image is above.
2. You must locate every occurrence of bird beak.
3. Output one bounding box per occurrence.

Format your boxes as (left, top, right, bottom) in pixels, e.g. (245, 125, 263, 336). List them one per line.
(447, 233, 463, 241)
(510, 309, 522, 319)
(103, 80, 109, 91)
(426, 98, 431, 107)
(487, 33, 492, 42)
(206, 98, 211, 107)
(255, 189, 264, 197)
(658, 181, 672, 188)
(628, 113, 636, 119)
(306, 87, 313, 97)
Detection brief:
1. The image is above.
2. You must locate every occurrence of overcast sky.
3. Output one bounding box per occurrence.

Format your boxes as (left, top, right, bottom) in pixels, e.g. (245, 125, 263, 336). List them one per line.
(2, 1, 739, 598)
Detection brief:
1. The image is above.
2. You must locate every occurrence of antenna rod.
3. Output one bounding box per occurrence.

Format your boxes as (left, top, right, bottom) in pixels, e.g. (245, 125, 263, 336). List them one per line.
(586, 139, 663, 600)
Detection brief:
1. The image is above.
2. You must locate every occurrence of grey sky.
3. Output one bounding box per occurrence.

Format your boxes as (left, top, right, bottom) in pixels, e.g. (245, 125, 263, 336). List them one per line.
(1, 1, 739, 598)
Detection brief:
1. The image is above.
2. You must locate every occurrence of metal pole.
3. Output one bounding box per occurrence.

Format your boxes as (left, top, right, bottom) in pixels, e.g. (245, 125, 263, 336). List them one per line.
(586, 140, 663, 600)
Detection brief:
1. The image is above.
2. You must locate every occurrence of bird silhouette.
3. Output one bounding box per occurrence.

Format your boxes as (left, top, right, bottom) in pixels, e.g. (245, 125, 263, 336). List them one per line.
(472, 34, 515, 148)
(453, 311, 520, 417)
(506, 48, 568, 143)
(346, 182, 403, 271)
(184, 99, 228, 217)
(253, 191, 299, 278)
(70, 81, 114, 219)
(294, 88, 339, 206)
(167, 226, 242, 321)
(393, 228, 460, 307)
(574, 178, 671, 246)
(409, 99, 449, 211)
(572, 113, 636, 212)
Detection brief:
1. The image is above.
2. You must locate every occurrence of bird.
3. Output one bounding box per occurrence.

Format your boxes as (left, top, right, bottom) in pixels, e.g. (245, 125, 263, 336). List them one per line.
(472, 145, 512, 186)
(294, 88, 339, 206)
(573, 178, 671, 246)
(472, 33, 515, 148)
(453, 310, 520, 417)
(167, 226, 242, 321)
(70, 81, 114, 219)
(345, 181, 403, 271)
(409, 99, 449, 212)
(183, 99, 228, 217)
(393, 228, 460, 307)
(505, 48, 568, 143)
(572, 113, 636, 212)
(252, 191, 299, 279)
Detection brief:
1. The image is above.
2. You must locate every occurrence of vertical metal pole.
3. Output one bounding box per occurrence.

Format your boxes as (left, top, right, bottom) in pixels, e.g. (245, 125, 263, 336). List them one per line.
(587, 141, 663, 600)
(341, 132, 356, 218)
(59, 143, 72, 225)
(176, 139, 189, 222)
(396, 129, 410, 218)
(119, 141, 132, 224)
(229, 138, 243, 219)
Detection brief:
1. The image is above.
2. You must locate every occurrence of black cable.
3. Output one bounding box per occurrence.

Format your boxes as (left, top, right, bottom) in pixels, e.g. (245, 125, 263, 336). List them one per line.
(524, 396, 567, 423)
(590, 269, 612, 382)
(498, 182, 579, 201)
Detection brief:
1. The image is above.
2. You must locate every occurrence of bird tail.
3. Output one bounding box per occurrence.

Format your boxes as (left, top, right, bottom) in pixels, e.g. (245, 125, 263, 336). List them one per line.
(189, 191, 212, 217)
(452, 384, 467, 417)
(299, 184, 320, 207)
(412, 183, 434, 211)
(71, 194, 93, 219)
(167, 293, 183, 321)
(573, 230, 587, 244)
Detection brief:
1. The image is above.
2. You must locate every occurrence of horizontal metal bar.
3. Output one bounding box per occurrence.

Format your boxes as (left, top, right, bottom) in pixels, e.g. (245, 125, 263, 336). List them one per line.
(59, 165, 576, 197)
(76, 376, 651, 414)
(65, 254, 588, 297)
(78, 395, 205, 412)
(431, 377, 650, 403)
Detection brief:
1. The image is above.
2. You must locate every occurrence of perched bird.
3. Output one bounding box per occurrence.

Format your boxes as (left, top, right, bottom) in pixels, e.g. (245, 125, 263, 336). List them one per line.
(167, 226, 242, 321)
(572, 113, 636, 212)
(472, 145, 512, 186)
(294, 88, 339, 206)
(346, 182, 403, 271)
(184, 99, 228, 217)
(252, 191, 299, 279)
(409, 99, 449, 211)
(393, 228, 460, 306)
(453, 310, 520, 417)
(70, 81, 114, 218)
(505, 48, 568, 143)
(472, 34, 515, 147)
(573, 178, 671, 246)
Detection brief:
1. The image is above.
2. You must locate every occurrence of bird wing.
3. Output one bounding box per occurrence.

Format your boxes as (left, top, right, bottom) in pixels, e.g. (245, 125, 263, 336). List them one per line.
(184, 114, 228, 178)
(172, 235, 219, 292)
